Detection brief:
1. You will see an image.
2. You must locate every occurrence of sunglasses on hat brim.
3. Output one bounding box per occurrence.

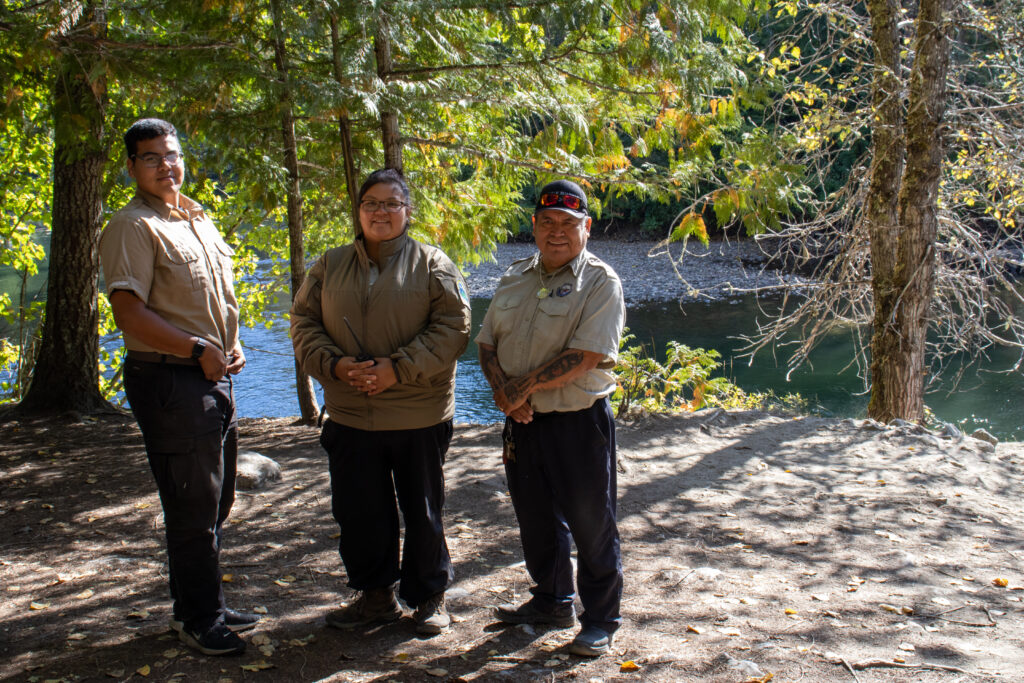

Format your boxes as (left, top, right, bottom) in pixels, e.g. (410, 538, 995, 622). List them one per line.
(539, 192, 583, 211)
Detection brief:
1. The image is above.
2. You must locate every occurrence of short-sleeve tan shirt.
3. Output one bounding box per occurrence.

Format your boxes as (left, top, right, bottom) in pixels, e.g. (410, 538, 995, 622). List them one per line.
(99, 191, 239, 355)
(476, 249, 625, 413)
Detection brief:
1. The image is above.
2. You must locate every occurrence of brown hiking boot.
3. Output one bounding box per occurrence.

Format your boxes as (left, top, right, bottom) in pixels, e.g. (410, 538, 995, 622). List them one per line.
(326, 587, 402, 629)
(413, 592, 450, 635)
(493, 598, 576, 628)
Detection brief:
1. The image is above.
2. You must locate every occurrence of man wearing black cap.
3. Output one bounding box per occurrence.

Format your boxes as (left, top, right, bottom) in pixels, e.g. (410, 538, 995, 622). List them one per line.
(476, 180, 625, 656)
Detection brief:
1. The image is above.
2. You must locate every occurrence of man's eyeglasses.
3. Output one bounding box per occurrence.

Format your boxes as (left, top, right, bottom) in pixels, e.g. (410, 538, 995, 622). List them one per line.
(539, 192, 583, 211)
(132, 152, 184, 168)
(360, 200, 408, 213)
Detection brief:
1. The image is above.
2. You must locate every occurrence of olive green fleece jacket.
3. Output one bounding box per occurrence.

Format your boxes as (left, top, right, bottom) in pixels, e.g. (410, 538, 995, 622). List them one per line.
(289, 230, 471, 431)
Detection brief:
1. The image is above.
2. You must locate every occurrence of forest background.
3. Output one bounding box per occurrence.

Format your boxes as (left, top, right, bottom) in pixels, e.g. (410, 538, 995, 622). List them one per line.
(1, 0, 1022, 427)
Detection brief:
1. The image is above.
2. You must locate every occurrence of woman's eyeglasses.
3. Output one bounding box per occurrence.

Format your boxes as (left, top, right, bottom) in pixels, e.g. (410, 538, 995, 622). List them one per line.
(131, 152, 184, 168)
(360, 200, 408, 213)
(539, 192, 582, 210)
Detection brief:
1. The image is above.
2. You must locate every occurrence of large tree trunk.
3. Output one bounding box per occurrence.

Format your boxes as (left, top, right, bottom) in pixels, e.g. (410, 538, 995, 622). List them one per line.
(867, 0, 952, 423)
(373, 12, 403, 172)
(271, 0, 319, 424)
(329, 12, 361, 229)
(18, 3, 110, 416)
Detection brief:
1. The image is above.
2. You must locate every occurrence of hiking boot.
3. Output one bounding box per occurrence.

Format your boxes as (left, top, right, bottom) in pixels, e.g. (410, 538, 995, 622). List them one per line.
(493, 598, 575, 628)
(178, 621, 246, 656)
(170, 608, 262, 634)
(568, 625, 613, 657)
(413, 592, 450, 635)
(325, 587, 402, 629)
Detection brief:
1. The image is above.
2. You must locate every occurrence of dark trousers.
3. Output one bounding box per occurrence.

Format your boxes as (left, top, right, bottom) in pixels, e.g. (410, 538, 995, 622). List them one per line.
(124, 359, 237, 631)
(321, 419, 454, 607)
(505, 397, 622, 633)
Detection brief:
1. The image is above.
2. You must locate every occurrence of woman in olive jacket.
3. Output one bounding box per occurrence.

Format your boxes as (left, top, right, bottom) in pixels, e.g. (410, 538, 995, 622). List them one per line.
(290, 168, 471, 636)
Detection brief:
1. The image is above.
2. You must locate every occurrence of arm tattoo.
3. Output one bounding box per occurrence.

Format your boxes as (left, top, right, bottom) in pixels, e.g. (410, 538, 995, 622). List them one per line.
(535, 350, 584, 384)
(479, 345, 507, 390)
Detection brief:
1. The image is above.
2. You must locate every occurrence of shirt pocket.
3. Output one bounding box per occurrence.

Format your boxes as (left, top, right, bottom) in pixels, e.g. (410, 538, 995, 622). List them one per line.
(163, 241, 207, 291)
(532, 296, 573, 348)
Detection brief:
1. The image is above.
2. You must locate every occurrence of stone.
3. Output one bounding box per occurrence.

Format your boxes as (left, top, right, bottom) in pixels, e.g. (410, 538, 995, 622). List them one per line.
(236, 451, 282, 490)
(971, 428, 999, 446)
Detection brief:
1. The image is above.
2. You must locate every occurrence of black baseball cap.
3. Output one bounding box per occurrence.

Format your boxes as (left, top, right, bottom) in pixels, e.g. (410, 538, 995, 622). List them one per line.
(535, 180, 588, 219)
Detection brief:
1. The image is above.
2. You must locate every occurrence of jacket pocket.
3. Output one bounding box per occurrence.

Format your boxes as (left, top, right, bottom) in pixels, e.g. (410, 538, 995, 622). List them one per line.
(163, 241, 207, 291)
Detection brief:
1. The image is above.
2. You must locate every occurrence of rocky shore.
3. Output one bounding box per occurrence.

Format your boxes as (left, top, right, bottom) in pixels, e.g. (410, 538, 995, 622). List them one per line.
(464, 237, 811, 303)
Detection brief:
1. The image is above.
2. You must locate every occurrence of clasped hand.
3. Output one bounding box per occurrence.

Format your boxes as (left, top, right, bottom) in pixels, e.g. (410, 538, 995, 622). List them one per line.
(335, 356, 397, 396)
(493, 379, 534, 424)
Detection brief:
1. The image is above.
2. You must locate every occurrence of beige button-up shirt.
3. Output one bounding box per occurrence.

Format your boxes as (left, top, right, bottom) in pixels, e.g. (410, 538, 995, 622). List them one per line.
(99, 191, 239, 355)
(476, 249, 625, 413)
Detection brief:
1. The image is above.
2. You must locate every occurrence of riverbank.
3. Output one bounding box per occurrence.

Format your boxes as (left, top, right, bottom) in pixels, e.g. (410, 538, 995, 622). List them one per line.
(2, 410, 1022, 682)
(465, 237, 810, 303)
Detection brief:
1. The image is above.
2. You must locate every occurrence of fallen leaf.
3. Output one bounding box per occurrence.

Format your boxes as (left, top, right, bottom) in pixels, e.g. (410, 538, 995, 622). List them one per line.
(67, 632, 87, 641)
(29, 601, 50, 610)
(620, 660, 641, 672)
(105, 669, 125, 678)
(254, 605, 268, 614)
(162, 648, 180, 659)
(75, 589, 95, 600)
(543, 659, 560, 668)
(137, 664, 151, 677)
(426, 668, 448, 677)
(811, 594, 829, 601)
(719, 627, 742, 636)
(392, 653, 410, 662)
(880, 604, 899, 613)
(240, 660, 274, 671)
(993, 578, 1009, 587)
(898, 642, 916, 652)
(127, 609, 150, 619)
(252, 633, 272, 646)
(784, 608, 797, 615)
(900, 606, 914, 615)
(221, 574, 234, 583)
(136, 502, 152, 510)
(894, 656, 906, 663)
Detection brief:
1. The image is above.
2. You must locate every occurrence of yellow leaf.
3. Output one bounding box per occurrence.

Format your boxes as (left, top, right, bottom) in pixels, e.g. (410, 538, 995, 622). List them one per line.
(75, 589, 95, 599)
(127, 609, 150, 619)
(620, 660, 641, 672)
(686, 625, 703, 634)
(427, 669, 448, 677)
(240, 660, 274, 671)
(29, 601, 50, 610)
(254, 605, 268, 614)
(393, 653, 410, 662)
(136, 502, 152, 510)
(221, 574, 234, 583)
(137, 664, 151, 677)
(994, 578, 1009, 587)
(791, 46, 801, 58)
(67, 632, 88, 641)
(784, 608, 797, 615)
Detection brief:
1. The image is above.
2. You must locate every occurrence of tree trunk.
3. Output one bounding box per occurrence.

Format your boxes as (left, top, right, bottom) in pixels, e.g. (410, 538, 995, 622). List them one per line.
(271, 0, 319, 424)
(329, 12, 361, 229)
(867, 0, 952, 423)
(373, 12, 403, 172)
(18, 3, 111, 416)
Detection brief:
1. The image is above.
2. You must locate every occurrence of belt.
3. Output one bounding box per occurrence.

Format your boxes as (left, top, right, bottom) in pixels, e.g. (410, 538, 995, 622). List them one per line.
(126, 350, 200, 367)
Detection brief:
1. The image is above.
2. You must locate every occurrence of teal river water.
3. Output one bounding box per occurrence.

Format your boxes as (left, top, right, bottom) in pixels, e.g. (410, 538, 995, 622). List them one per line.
(3, 254, 1021, 440)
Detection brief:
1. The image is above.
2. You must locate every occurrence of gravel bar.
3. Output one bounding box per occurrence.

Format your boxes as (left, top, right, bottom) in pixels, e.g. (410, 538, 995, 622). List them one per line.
(464, 238, 810, 304)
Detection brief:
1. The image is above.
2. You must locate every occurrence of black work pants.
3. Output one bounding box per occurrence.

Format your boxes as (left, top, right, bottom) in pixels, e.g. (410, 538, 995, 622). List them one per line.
(124, 359, 237, 631)
(321, 419, 453, 607)
(505, 397, 622, 633)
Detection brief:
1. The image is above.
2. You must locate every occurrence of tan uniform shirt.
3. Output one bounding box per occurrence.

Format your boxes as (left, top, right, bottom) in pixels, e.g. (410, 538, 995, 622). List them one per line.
(99, 191, 239, 354)
(476, 249, 625, 413)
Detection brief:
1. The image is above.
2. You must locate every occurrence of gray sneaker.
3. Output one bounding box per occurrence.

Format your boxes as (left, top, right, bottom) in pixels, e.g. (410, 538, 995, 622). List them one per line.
(568, 625, 613, 657)
(493, 599, 575, 628)
(413, 592, 450, 635)
(326, 587, 402, 629)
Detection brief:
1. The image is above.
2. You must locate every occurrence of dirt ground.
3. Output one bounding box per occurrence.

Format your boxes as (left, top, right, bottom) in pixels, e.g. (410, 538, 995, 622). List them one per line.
(2, 409, 1023, 682)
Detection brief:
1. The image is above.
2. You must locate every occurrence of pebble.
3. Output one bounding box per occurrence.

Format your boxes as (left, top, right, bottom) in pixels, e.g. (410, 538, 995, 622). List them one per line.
(464, 238, 810, 304)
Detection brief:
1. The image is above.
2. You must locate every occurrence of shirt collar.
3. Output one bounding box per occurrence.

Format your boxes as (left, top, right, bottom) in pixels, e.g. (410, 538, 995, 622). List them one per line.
(523, 248, 588, 277)
(135, 189, 205, 221)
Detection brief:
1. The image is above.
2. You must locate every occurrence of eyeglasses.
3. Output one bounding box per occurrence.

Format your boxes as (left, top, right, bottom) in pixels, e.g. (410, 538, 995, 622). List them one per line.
(132, 152, 184, 168)
(360, 199, 408, 213)
(539, 192, 583, 211)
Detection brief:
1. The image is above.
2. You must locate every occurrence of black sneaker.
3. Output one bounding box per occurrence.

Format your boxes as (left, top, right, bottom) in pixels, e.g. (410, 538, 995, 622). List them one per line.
(326, 587, 402, 629)
(170, 608, 262, 633)
(493, 598, 576, 628)
(178, 621, 246, 656)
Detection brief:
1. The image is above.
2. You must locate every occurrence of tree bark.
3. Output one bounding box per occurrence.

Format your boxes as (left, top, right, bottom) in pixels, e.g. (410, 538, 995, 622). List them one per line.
(329, 12, 361, 229)
(271, 0, 319, 424)
(18, 2, 111, 416)
(867, 0, 952, 423)
(373, 11, 403, 172)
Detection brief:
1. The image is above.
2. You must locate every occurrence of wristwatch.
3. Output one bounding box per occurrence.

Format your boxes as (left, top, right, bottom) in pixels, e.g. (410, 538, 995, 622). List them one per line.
(190, 339, 208, 360)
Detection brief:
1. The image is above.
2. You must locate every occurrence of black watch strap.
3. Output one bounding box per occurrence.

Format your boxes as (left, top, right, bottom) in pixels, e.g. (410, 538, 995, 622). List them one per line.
(190, 339, 208, 360)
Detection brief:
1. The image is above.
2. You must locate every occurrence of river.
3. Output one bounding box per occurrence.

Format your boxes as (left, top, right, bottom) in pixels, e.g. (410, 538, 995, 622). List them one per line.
(2, 242, 1021, 440)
